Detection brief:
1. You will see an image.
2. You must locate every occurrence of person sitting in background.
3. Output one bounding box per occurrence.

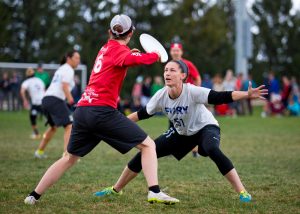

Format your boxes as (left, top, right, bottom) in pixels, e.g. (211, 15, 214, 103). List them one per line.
(35, 63, 51, 89)
(287, 95, 300, 116)
(141, 76, 152, 107)
(242, 73, 257, 115)
(281, 76, 292, 108)
(269, 94, 285, 116)
(20, 68, 45, 139)
(151, 76, 164, 96)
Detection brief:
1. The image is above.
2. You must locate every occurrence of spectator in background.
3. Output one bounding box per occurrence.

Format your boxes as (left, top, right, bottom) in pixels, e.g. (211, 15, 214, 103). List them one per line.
(213, 73, 230, 116)
(223, 69, 237, 116)
(261, 71, 280, 117)
(0, 72, 11, 110)
(291, 76, 300, 100)
(131, 76, 143, 111)
(71, 75, 81, 104)
(170, 43, 201, 86)
(201, 74, 213, 89)
(35, 63, 51, 88)
(10, 71, 22, 111)
(242, 73, 257, 115)
(170, 42, 201, 157)
(281, 76, 292, 108)
(151, 76, 164, 96)
(141, 76, 152, 107)
(235, 73, 244, 114)
(20, 68, 45, 139)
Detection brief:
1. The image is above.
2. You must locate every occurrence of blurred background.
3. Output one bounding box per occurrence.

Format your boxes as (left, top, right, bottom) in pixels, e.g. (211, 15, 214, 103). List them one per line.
(0, 0, 300, 116)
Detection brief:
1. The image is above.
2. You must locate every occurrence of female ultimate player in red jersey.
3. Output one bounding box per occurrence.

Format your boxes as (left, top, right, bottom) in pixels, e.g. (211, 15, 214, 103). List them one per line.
(25, 14, 179, 205)
(96, 60, 268, 203)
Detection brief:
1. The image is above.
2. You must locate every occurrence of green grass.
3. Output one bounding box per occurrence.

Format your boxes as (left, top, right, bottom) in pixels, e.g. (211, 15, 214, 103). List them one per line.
(0, 109, 300, 213)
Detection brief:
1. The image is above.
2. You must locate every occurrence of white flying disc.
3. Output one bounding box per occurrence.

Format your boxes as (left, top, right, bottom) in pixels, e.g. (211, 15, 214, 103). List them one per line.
(139, 33, 168, 63)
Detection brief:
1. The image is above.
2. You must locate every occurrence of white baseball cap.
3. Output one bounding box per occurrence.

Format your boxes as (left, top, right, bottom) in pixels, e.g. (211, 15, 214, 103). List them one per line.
(110, 14, 135, 36)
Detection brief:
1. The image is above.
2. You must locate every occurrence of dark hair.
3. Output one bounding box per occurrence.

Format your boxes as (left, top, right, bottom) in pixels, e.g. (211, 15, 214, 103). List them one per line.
(60, 50, 78, 65)
(171, 60, 189, 81)
(111, 25, 134, 40)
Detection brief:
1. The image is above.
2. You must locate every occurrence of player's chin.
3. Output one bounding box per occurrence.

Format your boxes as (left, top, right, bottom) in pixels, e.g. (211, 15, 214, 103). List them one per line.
(164, 79, 172, 86)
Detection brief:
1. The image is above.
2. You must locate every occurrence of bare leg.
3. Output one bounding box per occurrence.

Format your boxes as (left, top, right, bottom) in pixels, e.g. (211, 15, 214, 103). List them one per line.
(63, 124, 72, 152)
(113, 166, 138, 192)
(37, 126, 57, 151)
(35, 154, 79, 195)
(192, 146, 198, 153)
(136, 136, 158, 187)
(224, 168, 245, 193)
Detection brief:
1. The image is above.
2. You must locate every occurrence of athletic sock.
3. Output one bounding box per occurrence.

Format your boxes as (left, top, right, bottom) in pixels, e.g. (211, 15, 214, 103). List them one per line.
(149, 185, 160, 193)
(29, 191, 41, 200)
(33, 129, 39, 135)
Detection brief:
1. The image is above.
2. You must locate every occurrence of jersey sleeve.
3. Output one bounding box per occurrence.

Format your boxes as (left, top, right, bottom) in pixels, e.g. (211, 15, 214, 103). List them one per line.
(61, 69, 74, 84)
(112, 45, 159, 67)
(189, 84, 211, 104)
(21, 80, 29, 90)
(146, 88, 164, 115)
(123, 52, 159, 67)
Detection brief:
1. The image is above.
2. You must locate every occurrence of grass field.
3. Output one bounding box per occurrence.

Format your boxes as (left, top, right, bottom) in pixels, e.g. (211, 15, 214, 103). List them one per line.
(0, 109, 299, 213)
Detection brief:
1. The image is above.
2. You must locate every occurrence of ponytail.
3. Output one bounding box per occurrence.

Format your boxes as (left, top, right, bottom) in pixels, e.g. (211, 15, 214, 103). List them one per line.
(60, 50, 78, 65)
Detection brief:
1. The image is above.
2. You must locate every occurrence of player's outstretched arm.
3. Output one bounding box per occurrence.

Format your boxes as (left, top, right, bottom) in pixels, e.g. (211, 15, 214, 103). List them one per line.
(207, 82, 268, 105)
(127, 112, 139, 122)
(127, 107, 154, 122)
(232, 82, 268, 101)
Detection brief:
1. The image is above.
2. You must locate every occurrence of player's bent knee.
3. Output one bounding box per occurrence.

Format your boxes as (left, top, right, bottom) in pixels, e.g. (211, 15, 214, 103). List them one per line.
(138, 136, 156, 151)
(63, 153, 79, 165)
(208, 147, 234, 176)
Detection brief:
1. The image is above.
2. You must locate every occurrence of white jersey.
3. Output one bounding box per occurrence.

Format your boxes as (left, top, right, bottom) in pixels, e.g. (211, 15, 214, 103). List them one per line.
(45, 63, 75, 100)
(21, 77, 45, 105)
(146, 83, 219, 136)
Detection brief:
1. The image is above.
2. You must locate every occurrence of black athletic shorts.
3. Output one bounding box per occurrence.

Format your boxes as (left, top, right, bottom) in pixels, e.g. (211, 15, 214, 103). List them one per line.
(30, 105, 43, 125)
(154, 125, 220, 160)
(67, 106, 148, 157)
(42, 96, 73, 127)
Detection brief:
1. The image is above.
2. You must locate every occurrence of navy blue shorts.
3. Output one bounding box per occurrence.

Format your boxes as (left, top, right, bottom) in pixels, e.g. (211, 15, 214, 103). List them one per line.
(155, 125, 220, 160)
(67, 106, 148, 157)
(42, 96, 73, 127)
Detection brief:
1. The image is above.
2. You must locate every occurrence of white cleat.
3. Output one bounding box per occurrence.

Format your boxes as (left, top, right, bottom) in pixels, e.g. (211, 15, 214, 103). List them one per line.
(34, 150, 47, 159)
(147, 191, 180, 205)
(24, 196, 38, 205)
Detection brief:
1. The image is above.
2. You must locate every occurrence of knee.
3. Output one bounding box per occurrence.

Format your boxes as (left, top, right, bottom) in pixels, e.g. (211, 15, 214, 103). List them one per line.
(50, 126, 57, 132)
(139, 136, 156, 151)
(63, 153, 79, 166)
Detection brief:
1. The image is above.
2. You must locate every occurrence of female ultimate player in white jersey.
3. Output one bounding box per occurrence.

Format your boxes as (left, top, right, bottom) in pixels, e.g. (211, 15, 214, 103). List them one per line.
(96, 60, 268, 203)
(20, 67, 45, 139)
(34, 50, 80, 158)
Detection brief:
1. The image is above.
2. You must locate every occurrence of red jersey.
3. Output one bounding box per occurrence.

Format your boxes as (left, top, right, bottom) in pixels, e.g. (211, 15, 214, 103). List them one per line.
(182, 58, 200, 85)
(77, 40, 158, 108)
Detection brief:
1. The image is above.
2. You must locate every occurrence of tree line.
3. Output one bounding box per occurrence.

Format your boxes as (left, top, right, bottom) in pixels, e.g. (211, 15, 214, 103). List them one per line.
(1, 0, 300, 96)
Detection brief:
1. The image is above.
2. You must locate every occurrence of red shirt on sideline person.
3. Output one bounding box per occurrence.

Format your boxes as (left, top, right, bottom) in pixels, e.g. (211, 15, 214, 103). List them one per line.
(170, 43, 201, 86)
(78, 40, 158, 108)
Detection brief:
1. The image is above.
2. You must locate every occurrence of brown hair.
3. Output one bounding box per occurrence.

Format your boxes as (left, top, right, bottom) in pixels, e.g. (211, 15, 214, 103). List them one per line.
(111, 25, 133, 40)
